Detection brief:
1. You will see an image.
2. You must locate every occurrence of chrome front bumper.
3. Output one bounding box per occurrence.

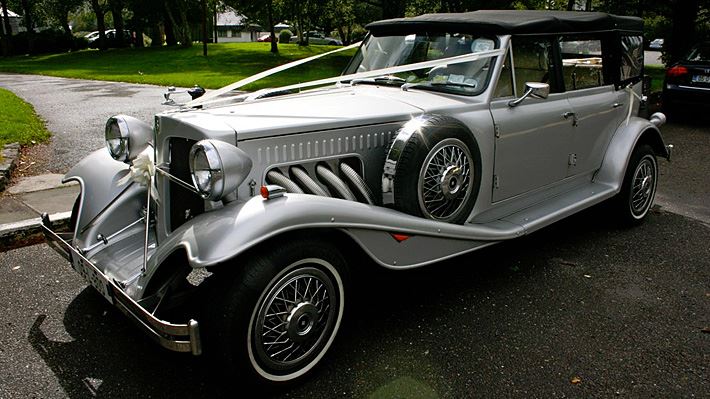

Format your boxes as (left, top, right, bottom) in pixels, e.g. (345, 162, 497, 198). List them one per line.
(41, 213, 202, 355)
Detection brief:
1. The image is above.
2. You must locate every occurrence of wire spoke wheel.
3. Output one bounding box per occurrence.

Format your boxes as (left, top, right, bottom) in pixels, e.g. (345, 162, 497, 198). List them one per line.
(417, 138, 474, 222)
(250, 260, 340, 377)
(629, 155, 657, 218)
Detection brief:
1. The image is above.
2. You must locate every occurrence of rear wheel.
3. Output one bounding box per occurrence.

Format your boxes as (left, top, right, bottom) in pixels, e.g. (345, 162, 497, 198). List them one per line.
(613, 144, 658, 225)
(206, 237, 348, 386)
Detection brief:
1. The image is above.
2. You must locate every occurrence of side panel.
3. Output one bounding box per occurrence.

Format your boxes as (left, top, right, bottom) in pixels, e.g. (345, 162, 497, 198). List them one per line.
(64, 149, 131, 233)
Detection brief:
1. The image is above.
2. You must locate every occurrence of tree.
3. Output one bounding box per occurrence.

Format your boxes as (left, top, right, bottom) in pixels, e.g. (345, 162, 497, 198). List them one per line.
(164, 0, 193, 47)
(108, 0, 126, 47)
(43, 0, 84, 49)
(0, 0, 12, 56)
(90, 0, 108, 50)
(226, 0, 278, 53)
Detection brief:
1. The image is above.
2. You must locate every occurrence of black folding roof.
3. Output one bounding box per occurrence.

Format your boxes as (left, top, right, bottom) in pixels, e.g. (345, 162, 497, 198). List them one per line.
(366, 10, 642, 36)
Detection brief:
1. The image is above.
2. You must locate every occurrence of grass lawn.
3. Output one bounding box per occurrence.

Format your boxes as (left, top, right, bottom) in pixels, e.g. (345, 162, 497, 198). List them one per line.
(0, 43, 355, 91)
(0, 88, 50, 148)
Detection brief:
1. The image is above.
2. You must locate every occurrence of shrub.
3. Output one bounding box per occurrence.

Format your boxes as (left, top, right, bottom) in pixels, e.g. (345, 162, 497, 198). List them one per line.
(279, 29, 292, 44)
(9, 29, 87, 55)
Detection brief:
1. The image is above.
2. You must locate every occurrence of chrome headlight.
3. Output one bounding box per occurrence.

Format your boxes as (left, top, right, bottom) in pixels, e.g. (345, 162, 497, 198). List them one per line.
(189, 139, 252, 201)
(105, 115, 153, 163)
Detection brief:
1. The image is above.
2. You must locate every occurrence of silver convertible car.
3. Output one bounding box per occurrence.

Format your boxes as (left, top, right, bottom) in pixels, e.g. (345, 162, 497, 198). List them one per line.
(42, 10, 670, 385)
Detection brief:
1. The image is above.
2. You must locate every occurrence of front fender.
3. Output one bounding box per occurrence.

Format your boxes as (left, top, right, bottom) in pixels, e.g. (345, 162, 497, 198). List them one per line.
(150, 194, 524, 271)
(64, 148, 131, 232)
(595, 116, 668, 191)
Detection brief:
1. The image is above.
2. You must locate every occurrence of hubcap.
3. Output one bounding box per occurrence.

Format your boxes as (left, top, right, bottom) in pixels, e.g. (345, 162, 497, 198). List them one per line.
(252, 265, 337, 371)
(630, 156, 656, 217)
(418, 138, 474, 221)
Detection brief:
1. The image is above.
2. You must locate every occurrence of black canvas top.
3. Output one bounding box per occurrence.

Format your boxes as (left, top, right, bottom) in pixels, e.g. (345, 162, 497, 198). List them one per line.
(366, 10, 642, 36)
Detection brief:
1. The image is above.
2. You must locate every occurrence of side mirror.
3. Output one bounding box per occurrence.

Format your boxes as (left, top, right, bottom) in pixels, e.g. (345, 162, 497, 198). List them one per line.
(508, 82, 550, 107)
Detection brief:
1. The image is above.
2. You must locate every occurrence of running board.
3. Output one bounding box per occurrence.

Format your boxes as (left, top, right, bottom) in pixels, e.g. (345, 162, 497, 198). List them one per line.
(494, 181, 617, 235)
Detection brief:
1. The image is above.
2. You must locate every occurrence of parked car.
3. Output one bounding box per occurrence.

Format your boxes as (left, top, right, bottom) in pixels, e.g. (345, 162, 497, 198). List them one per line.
(290, 31, 342, 45)
(257, 33, 277, 42)
(86, 29, 132, 47)
(662, 42, 710, 115)
(42, 10, 670, 387)
(649, 38, 664, 50)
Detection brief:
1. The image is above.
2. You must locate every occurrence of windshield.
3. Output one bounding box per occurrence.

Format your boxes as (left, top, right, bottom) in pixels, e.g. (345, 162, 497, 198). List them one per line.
(344, 32, 498, 96)
(686, 45, 710, 62)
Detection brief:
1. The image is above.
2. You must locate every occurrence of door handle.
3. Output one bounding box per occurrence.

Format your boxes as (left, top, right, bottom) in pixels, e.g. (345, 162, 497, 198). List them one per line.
(612, 102, 625, 108)
(562, 111, 578, 127)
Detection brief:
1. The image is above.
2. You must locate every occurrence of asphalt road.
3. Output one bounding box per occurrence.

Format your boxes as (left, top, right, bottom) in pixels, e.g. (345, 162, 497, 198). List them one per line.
(0, 74, 174, 171)
(0, 74, 708, 397)
(1, 207, 708, 398)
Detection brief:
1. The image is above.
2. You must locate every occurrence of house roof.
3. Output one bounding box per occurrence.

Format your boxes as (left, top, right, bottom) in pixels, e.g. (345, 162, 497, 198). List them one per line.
(366, 10, 642, 36)
(216, 8, 246, 27)
(5, 9, 20, 18)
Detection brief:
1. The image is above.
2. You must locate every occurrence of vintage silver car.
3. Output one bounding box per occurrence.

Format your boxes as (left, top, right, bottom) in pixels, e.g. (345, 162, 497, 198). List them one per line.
(42, 10, 671, 385)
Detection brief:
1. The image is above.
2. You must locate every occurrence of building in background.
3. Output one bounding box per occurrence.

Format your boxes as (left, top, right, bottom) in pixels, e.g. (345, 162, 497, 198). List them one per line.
(0, 9, 23, 35)
(215, 8, 261, 43)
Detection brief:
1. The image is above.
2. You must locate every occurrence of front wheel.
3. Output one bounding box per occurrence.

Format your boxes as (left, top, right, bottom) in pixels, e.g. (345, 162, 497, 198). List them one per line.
(205, 237, 348, 385)
(612, 144, 658, 225)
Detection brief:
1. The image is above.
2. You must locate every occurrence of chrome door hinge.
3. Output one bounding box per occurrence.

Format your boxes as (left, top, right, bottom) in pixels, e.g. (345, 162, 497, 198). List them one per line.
(493, 175, 500, 189)
(568, 153, 577, 166)
(494, 124, 501, 138)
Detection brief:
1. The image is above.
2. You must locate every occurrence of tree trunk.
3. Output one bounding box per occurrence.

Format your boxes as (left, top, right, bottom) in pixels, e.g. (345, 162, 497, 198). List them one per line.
(266, 0, 277, 53)
(567, 0, 576, 10)
(110, 0, 126, 47)
(61, 10, 75, 51)
(164, 12, 176, 46)
(636, 0, 643, 17)
(0, 0, 10, 56)
(19, 0, 33, 53)
(164, 0, 191, 47)
(669, 0, 699, 63)
(90, 0, 107, 50)
(150, 23, 162, 46)
(213, 4, 217, 43)
(585, 0, 592, 10)
(201, 0, 207, 56)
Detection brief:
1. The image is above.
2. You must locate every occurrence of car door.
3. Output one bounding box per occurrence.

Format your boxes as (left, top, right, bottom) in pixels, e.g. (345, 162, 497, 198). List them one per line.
(490, 36, 575, 202)
(559, 35, 627, 177)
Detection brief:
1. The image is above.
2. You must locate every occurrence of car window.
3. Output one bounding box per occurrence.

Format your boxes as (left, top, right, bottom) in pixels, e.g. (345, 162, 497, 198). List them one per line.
(620, 35, 643, 83)
(493, 48, 514, 98)
(511, 36, 555, 97)
(559, 37, 605, 90)
(687, 45, 710, 61)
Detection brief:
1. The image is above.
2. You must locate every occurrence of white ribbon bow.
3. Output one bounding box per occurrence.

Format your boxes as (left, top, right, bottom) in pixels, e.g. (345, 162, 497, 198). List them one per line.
(117, 147, 159, 202)
(625, 85, 644, 126)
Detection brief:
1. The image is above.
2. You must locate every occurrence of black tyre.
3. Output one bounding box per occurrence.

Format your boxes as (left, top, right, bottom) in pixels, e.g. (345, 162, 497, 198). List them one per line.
(613, 144, 658, 225)
(391, 115, 481, 224)
(205, 236, 348, 385)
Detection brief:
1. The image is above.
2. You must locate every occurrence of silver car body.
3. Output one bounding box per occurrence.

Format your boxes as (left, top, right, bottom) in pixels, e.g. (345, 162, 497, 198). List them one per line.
(44, 11, 669, 354)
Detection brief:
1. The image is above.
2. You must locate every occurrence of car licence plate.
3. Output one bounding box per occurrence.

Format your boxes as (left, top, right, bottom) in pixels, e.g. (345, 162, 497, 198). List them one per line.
(72, 255, 114, 303)
(691, 74, 710, 83)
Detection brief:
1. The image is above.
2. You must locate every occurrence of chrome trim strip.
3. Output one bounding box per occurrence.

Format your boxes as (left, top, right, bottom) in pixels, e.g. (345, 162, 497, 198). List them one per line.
(41, 214, 201, 355)
(677, 85, 710, 91)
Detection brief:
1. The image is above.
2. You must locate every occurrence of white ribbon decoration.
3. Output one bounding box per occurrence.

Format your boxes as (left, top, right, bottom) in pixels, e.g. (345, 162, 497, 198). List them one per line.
(188, 45, 504, 108)
(625, 84, 644, 126)
(189, 41, 363, 106)
(118, 147, 159, 201)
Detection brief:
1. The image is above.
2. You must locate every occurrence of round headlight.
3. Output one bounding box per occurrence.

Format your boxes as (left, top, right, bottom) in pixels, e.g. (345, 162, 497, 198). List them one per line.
(189, 141, 224, 200)
(105, 115, 153, 164)
(105, 116, 129, 162)
(189, 139, 252, 202)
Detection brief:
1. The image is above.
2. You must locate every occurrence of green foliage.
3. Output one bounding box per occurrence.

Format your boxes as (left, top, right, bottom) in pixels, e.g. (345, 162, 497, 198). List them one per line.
(278, 29, 292, 43)
(0, 42, 356, 90)
(0, 88, 50, 147)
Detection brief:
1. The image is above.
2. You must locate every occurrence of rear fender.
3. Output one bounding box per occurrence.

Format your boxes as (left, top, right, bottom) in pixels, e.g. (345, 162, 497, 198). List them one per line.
(595, 116, 669, 191)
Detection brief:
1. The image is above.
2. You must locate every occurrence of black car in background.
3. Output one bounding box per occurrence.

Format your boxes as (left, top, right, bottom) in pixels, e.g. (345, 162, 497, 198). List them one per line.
(662, 42, 710, 116)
